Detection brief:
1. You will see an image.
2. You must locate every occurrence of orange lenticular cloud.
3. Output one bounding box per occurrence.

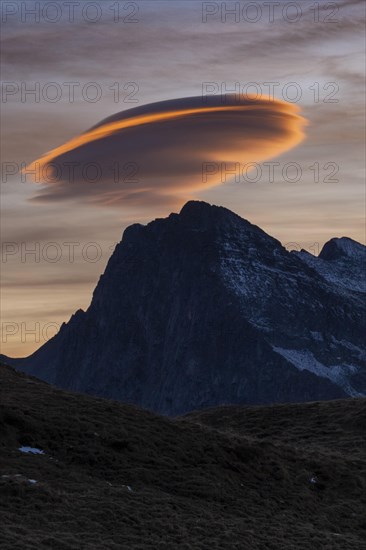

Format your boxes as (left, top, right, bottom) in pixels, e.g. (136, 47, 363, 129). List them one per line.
(25, 95, 307, 208)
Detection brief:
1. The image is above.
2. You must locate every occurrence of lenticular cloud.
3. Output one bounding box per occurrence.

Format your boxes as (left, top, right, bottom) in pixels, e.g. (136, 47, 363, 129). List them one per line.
(26, 95, 307, 208)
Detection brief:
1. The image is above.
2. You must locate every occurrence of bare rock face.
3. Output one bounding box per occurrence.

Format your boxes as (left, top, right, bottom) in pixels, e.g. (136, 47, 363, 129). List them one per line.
(7, 201, 365, 414)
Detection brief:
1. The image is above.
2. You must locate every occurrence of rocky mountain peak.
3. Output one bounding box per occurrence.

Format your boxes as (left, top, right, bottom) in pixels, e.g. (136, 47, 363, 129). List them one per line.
(319, 237, 366, 261)
(5, 202, 365, 415)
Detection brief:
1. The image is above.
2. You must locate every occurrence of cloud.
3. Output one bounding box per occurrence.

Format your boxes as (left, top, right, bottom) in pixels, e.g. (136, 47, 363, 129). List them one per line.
(25, 95, 306, 208)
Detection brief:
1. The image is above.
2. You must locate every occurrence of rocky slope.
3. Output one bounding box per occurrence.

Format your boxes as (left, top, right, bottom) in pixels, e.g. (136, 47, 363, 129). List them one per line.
(295, 236, 366, 293)
(1, 364, 365, 550)
(4, 201, 365, 414)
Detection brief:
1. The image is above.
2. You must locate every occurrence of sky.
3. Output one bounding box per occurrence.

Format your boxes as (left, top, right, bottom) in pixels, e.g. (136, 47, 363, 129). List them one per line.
(1, 0, 365, 356)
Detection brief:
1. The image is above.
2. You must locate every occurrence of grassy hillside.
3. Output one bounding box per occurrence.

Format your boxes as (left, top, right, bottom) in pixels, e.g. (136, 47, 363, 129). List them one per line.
(1, 363, 365, 549)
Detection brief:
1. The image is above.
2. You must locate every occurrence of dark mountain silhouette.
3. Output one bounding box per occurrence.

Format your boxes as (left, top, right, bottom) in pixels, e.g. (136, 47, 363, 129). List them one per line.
(3, 201, 365, 414)
(1, 363, 365, 550)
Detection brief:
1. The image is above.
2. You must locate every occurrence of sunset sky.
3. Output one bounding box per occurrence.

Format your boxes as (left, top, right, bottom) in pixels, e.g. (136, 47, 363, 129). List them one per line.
(1, 0, 365, 356)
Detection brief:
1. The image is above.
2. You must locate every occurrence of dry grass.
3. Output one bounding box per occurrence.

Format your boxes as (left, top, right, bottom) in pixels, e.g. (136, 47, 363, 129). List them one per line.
(1, 363, 365, 549)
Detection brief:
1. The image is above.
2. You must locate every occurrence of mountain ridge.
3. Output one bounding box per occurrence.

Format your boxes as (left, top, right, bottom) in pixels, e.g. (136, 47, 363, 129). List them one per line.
(4, 201, 365, 414)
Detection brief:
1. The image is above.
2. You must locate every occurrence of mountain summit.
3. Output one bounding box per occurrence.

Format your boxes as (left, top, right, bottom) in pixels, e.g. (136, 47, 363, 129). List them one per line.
(296, 236, 366, 293)
(7, 201, 366, 414)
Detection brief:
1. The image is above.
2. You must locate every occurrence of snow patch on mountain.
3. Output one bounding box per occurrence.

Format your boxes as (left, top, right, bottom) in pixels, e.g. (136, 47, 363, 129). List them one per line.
(332, 338, 366, 360)
(296, 249, 366, 293)
(273, 347, 363, 397)
(19, 446, 44, 455)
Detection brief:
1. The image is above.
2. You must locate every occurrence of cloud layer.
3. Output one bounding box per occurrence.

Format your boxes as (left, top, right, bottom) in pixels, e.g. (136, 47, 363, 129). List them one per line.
(26, 95, 306, 207)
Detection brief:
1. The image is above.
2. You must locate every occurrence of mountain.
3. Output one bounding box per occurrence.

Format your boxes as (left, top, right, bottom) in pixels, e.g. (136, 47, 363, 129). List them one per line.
(295, 237, 366, 293)
(4, 201, 366, 415)
(1, 363, 365, 550)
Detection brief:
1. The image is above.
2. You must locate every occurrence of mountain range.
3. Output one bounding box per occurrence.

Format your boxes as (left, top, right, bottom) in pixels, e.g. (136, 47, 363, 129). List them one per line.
(3, 201, 365, 415)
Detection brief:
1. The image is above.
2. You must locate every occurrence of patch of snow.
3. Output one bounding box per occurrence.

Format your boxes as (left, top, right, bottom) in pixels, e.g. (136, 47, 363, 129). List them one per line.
(2, 474, 38, 484)
(331, 338, 366, 360)
(18, 446, 44, 455)
(296, 249, 366, 293)
(219, 238, 309, 311)
(272, 347, 364, 397)
(310, 331, 323, 342)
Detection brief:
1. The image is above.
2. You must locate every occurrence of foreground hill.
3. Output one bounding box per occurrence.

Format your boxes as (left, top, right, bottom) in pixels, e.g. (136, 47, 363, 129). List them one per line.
(4, 201, 365, 414)
(1, 364, 365, 549)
